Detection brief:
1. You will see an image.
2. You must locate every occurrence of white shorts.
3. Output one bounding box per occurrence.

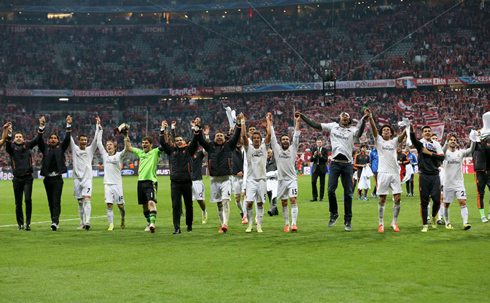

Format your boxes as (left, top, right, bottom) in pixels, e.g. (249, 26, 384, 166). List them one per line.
(443, 187, 466, 203)
(277, 179, 298, 200)
(210, 176, 231, 203)
(192, 180, 206, 201)
(245, 179, 267, 203)
(231, 176, 244, 195)
(376, 172, 402, 196)
(74, 178, 93, 199)
(105, 184, 124, 204)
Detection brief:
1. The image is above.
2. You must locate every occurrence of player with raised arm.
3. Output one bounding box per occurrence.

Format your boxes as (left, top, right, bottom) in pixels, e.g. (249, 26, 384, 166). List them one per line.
(268, 111, 301, 232)
(191, 123, 208, 224)
(5, 118, 44, 231)
(242, 114, 271, 233)
(410, 123, 445, 232)
(196, 114, 243, 233)
(367, 109, 407, 232)
(160, 119, 200, 234)
(300, 111, 367, 231)
(96, 119, 128, 231)
(125, 131, 163, 233)
(441, 132, 477, 230)
(69, 115, 100, 230)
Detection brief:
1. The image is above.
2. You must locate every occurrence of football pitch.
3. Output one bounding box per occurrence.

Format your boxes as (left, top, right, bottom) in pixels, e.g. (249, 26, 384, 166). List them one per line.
(1, 174, 489, 302)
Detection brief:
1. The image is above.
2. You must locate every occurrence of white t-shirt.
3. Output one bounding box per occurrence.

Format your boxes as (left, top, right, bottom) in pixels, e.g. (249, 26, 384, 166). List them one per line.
(321, 122, 359, 162)
(245, 142, 267, 181)
(70, 126, 99, 179)
(97, 130, 126, 185)
(375, 135, 399, 174)
(271, 126, 300, 181)
(443, 148, 472, 189)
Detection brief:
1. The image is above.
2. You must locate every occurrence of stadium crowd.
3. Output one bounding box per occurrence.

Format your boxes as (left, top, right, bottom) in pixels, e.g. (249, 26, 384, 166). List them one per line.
(1, 87, 487, 171)
(1, 0, 488, 89)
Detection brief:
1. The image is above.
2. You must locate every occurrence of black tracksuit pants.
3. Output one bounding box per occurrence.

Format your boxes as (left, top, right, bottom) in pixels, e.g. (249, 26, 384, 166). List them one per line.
(475, 171, 490, 210)
(171, 181, 193, 231)
(13, 174, 33, 227)
(44, 175, 64, 225)
(419, 174, 441, 225)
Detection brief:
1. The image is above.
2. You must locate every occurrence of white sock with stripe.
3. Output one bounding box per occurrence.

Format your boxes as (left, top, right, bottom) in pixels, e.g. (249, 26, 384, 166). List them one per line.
(107, 206, 114, 224)
(78, 200, 84, 224)
(257, 206, 264, 227)
(461, 205, 468, 225)
(378, 202, 385, 225)
(291, 204, 298, 225)
(393, 202, 400, 224)
(282, 206, 289, 226)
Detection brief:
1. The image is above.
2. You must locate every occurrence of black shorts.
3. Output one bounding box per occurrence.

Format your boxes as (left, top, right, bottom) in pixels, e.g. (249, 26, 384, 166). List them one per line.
(138, 180, 158, 205)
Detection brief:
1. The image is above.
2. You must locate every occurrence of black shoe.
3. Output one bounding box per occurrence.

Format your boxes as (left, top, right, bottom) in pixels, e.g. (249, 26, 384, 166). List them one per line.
(25, 225, 31, 231)
(310, 198, 318, 202)
(17, 225, 24, 230)
(273, 208, 279, 216)
(267, 209, 274, 216)
(437, 219, 445, 225)
(328, 213, 339, 227)
(51, 223, 58, 231)
(187, 226, 192, 233)
(344, 222, 352, 232)
(173, 229, 181, 235)
(319, 198, 323, 202)
(85, 223, 90, 231)
(406, 194, 410, 197)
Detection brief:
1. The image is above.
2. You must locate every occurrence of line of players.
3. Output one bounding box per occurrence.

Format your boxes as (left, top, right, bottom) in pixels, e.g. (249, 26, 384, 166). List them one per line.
(0, 108, 483, 234)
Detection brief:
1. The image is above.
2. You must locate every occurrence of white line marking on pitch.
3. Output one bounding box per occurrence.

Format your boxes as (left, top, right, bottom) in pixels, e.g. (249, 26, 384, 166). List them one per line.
(0, 215, 107, 228)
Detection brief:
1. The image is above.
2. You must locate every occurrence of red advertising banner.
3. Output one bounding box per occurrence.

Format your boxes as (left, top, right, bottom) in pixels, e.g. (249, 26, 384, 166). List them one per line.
(432, 78, 447, 86)
(168, 87, 200, 97)
(396, 79, 404, 89)
(475, 76, 490, 83)
(447, 77, 464, 85)
(6, 89, 33, 96)
(416, 78, 433, 86)
(72, 90, 127, 97)
(198, 87, 215, 95)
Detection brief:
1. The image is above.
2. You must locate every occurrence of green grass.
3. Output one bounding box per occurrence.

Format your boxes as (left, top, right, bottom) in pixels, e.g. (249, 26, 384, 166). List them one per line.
(0, 174, 489, 302)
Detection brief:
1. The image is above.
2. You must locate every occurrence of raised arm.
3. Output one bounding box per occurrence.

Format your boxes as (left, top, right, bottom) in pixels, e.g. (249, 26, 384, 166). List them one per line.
(159, 120, 173, 155)
(265, 112, 272, 146)
(367, 109, 378, 139)
(68, 115, 77, 150)
(61, 118, 72, 152)
(96, 123, 106, 157)
(397, 127, 407, 144)
(37, 117, 46, 152)
(125, 136, 133, 153)
(195, 117, 212, 152)
(300, 113, 322, 130)
(355, 109, 369, 140)
(464, 141, 476, 157)
(0, 122, 11, 147)
(87, 116, 100, 154)
(409, 123, 423, 151)
(228, 113, 244, 149)
(5, 124, 13, 155)
(240, 113, 249, 148)
(187, 119, 200, 155)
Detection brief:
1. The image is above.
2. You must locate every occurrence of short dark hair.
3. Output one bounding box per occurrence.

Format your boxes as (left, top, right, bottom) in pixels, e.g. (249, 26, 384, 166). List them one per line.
(14, 131, 23, 137)
(422, 125, 432, 132)
(448, 134, 458, 142)
(252, 131, 262, 138)
(78, 134, 87, 140)
(49, 133, 60, 141)
(280, 134, 289, 140)
(142, 136, 153, 144)
(360, 144, 367, 149)
(215, 131, 224, 136)
(380, 124, 395, 136)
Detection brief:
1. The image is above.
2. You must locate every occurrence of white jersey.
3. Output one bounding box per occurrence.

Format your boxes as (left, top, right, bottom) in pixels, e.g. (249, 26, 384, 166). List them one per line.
(70, 126, 99, 179)
(321, 122, 359, 162)
(443, 148, 472, 189)
(97, 130, 126, 185)
(270, 126, 300, 181)
(375, 135, 399, 174)
(245, 142, 267, 181)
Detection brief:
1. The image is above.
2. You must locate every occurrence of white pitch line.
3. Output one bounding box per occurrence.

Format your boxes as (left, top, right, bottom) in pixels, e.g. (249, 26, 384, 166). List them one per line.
(0, 215, 107, 228)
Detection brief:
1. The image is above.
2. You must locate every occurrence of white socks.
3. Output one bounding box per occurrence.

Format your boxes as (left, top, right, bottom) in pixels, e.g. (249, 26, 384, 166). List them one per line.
(107, 207, 114, 224)
(461, 205, 468, 224)
(393, 202, 400, 224)
(83, 198, 91, 224)
(217, 204, 224, 225)
(78, 200, 84, 224)
(282, 206, 289, 226)
(443, 205, 450, 224)
(222, 199, 230, 226)
(378, 202, 385, 225)
(247, 206, 253, 226)
(438, 204, 445, 220)
(235, 199, 242, 213)
(291, 204, 298, 225)
(257, 206, 264, 227)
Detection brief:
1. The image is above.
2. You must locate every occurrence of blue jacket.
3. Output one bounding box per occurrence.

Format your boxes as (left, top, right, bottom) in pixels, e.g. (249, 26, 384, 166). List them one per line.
(407, 152, 418, 165)
(369, 148, 379, 173)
